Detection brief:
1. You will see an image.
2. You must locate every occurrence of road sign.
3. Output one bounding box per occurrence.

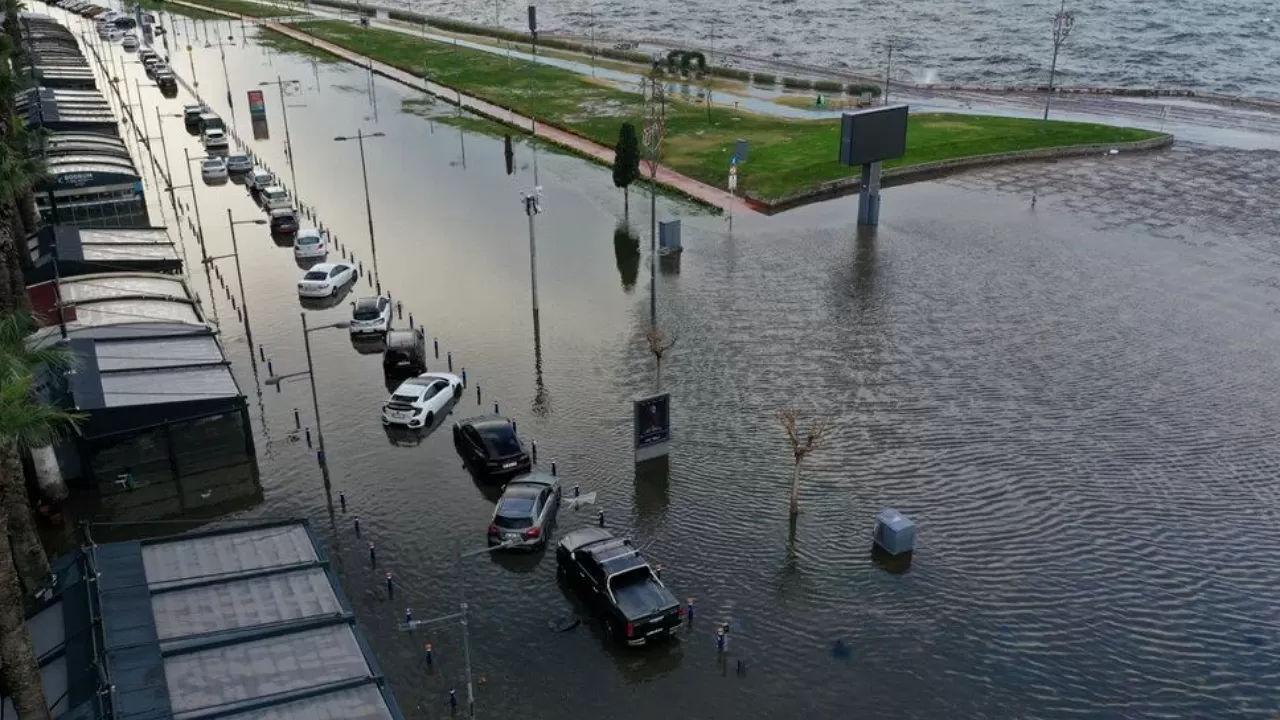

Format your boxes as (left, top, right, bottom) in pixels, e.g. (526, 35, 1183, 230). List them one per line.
(729, 163, 738, 191)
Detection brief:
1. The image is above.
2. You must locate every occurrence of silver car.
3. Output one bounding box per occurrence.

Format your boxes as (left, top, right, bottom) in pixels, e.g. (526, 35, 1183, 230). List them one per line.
(488, 472, 561, 550)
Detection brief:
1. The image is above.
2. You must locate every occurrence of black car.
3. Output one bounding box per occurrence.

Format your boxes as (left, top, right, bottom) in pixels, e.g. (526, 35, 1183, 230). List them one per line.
(269, 209, 299, 237)
(556, 528, 683, 646)
(452, 416, 532, 478)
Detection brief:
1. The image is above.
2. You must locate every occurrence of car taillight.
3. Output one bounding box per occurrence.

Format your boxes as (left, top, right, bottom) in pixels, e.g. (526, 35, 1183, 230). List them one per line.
(523, 526, 541, 539)
(625, 623, 635, 638)
(677, 605, 686, 618)
(487, 523, 500, 535)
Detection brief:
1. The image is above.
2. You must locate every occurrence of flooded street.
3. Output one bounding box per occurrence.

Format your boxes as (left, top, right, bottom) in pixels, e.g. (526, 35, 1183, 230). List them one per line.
(70, 10, 1280, 718)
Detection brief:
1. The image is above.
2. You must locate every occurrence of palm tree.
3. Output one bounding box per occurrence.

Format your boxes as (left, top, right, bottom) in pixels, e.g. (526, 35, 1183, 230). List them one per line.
(0, 312, 80, 598)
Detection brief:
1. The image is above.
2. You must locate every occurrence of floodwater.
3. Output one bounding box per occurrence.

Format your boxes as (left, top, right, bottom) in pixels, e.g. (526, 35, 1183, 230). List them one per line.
(400, 0, 1280, 99)
(68, 8, 1280, 719)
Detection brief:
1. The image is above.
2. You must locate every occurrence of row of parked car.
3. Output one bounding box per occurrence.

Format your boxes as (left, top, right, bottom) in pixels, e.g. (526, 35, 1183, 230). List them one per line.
(181, 99, 681, 647)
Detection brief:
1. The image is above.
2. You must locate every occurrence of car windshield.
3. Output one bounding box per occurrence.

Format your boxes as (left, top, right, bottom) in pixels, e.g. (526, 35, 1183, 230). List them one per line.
(495, 497, 535, 528)
(297, 234, 320, 245)
(229, 155, 248, 164)
(479, 426, 521, 456)
(202, 160, 221, 169)
(303, 270, 328, 281)
(353, 301, 380, 320)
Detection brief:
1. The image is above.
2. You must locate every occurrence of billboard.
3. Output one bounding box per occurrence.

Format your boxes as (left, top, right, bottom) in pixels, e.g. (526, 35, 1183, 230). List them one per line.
(634, 392, 671, 461)
(839, 104, 909, 167)
(247, 90, 267, 119)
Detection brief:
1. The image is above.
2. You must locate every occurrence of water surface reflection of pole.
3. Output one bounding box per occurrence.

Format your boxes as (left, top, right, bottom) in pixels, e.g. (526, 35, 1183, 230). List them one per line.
(260, 76, 301, 194)
(334, 129, 386, 294)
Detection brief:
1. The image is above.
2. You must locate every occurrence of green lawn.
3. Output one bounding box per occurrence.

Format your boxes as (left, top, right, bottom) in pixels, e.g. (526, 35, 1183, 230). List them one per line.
(135, 0, 225, 21)
(174, 0, 300, 18)
(272, 20, 1164, 201)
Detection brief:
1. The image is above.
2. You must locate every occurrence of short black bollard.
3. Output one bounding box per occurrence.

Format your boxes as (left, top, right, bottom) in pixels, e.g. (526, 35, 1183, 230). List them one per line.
(368, 542, 376, 567)
(358, 260, 363, 274)
(385, 571, 394, 599)
(447, 352, 453, 371)
(552, 462, 558, 476)
(494, 402, 500, 414)
(293, 408, 300, 429)
(448, 689, 457, 712)
(476, 384, 481, 404)
(339, 491, 346, 512)
(396, 301, 403, 319)
(573, 483, 579, 498)
(686, 597, 696, 621)
(512, 420, 517, 433)
(258, 344, 265, 361)
(267, 359, 274, 376)
(598, 507, 606, 527)
(354, 515, 361, 537)
(305, 428, 313, 448)
(531, 441, 537, 464)
(409, 314, 415, 329)
(433, 338, 439, 358)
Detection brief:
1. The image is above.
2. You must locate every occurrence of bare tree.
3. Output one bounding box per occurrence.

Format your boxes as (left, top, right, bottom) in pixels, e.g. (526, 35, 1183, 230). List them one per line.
(640, 75, 667, 330)
(646, 328, 675, 391)
(778, 409, 830, 518)
(1044, 0, 1076, 121)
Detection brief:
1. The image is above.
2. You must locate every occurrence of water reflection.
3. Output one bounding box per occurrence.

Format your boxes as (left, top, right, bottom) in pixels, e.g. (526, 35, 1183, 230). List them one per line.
(351, 334, 386, 356)
(612, 224, 640, 291)
(488, 546, 545, 574)
(531, 310, 549, 418)
(633, 455, 670, 522)
(382, 424, 424, 448)
(298, 283, 355, 310)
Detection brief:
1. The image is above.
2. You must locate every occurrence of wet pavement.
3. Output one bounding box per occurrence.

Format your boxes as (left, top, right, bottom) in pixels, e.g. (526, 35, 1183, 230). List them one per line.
(55, 4, 1280, 718)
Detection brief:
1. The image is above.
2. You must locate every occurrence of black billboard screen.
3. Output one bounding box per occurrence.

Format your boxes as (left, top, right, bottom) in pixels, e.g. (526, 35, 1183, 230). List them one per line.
(839, 105, 909, 166)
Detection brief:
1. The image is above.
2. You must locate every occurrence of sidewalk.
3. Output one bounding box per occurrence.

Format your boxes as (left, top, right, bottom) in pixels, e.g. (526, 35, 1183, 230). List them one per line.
(172, 0, 754, 215)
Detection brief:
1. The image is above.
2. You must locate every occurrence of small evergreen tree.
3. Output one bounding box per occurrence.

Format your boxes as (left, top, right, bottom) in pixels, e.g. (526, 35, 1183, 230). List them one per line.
(612, 122, 640, 222)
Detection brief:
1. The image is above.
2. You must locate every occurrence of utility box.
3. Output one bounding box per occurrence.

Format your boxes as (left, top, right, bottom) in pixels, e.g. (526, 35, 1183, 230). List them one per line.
(658, 219, 682, 255)
(734, 138, 748, 163)
(873, 508, 916, 556)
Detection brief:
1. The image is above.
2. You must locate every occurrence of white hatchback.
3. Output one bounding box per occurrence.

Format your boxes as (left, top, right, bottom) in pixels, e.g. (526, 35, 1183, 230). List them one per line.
(293, 228, 327, 260)
(349, 295, 392, 335)
(202, 128, 228, 151)
(259, 185, 290, 211)
(382, 372, 463, 428)
(297, 262, 354, 298)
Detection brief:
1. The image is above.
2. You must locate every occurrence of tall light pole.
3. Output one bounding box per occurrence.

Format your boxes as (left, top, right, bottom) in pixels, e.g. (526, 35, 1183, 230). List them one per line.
(205, 211, 267, 351)
(259, 76, 301, 192)
(181, 148, 208, 263)
(1044, 0, 1076, 122)
(521, 188, 542, 324)
(334, 129, 386, 294)
(265, 315, 351, 487)
(155, 108, 177, 209)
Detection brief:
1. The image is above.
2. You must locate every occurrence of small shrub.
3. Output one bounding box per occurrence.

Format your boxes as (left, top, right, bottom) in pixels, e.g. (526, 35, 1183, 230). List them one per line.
(782, 76, 811, 89)
(813, 80, 843, 93)
(846, 83, 882, 97)
(752, 72, 776, 86)
(710, 66, 750, 81)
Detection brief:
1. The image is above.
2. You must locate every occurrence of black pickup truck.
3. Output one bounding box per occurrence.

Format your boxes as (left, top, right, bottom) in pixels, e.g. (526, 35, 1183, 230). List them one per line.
(556, 528, 683, 646)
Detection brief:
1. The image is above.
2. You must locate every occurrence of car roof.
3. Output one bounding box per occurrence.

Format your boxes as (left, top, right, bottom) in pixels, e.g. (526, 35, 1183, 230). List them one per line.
(263, 185, 286, 193)
(505, 471, 557, 490)
(392, 378, 431, 395)
(353, 296, 382, 310)
(307, 263, 337, 273)
(297, 227, 320, 237)
(201, 157, 223, 164)
(270, 208, 296, 217)
(457, 415, 513, 431)
(250, 167, 271, 176)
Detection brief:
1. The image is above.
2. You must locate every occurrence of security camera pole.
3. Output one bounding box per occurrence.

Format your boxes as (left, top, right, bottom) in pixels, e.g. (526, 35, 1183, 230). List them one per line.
(522, 188, 542, 324)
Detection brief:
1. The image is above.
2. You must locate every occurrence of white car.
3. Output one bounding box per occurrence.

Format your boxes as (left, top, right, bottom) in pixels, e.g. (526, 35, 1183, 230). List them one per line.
(225, 154, 253, 173)
(246, 167, 274, 191)
(293, 228, 327, 260)
(259, 185, 290, 211)
(297, 262, 354, 298)
(121, 34, 138, 50)
(382, 372, 463, 428)
(349, 295, 392, 335)
(202, 128, 229, 151)
(200, 157, 228, 182)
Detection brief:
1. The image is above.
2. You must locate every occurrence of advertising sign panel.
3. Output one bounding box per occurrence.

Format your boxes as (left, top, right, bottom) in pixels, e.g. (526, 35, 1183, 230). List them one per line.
(247, 89, 267, 119)
(634, 392, 671, 461)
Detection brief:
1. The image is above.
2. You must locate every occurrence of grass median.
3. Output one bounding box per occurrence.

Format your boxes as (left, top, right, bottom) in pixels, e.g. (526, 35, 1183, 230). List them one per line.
(170, 0, 300, 18)
(268, 19, 1164, 202)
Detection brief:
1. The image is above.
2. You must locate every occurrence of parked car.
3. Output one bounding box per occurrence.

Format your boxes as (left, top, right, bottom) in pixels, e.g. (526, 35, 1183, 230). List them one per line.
(258, 185, 290, 211)
(156, 71, 177, 96)
(198, 112, 225, 133)
(139, 48, 158, 62)
(556, 528, 683, 646)
(246, 167, 274, 192)
(225, 154, 253, 173)
(121, 34, 139, 50)
(489, 472, 561, 549)
(269, 208, 299, 237)
(452, 416, 532, 478)
(382, 328, 426, 374)
(293, 228, 327, 260)
(349, 295, 392, 335)
(143, 57, 161, 77)
(183, 104, 208, 127)
(202, 128, 229, 151)
(297, 262, 355, 298)
(381, 372, 462, 428)
(200, 157, 227, 182)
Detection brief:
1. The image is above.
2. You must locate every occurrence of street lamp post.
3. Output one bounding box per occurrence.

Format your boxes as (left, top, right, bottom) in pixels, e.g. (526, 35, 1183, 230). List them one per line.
(182, 148, 208, 262)
(334, 130, 386, 294)
(259, 76, 301, 192)
(205, 210, 267, 351)
(265, 315, 350, 484)
(521, 188, 542, 322)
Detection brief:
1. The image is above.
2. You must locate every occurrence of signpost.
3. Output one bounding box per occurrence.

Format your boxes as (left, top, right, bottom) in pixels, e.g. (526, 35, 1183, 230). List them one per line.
(634, 392, 671, 462)
(838, 104, 909, 227)
(247, 89, 266, 118)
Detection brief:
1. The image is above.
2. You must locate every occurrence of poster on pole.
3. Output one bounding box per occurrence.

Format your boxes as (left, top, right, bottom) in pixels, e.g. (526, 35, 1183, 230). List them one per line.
(247, 89, 267, 119)
(634, 392, 671, 462)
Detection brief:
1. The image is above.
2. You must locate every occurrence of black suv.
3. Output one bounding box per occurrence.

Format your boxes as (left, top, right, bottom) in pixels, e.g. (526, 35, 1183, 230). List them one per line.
(452, 416, 532, 478)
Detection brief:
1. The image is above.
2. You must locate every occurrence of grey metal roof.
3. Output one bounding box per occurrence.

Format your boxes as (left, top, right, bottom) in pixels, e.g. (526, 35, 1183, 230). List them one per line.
(101, 365, 240, 407)
(3, 521, 407, 720)
(60, 273, 191, 304)
(92, 336, 225, 371)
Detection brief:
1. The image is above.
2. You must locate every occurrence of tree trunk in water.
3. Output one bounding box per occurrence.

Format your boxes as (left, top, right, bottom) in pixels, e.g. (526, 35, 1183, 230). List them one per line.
(0, 483, 50, 719)
(0, 448, 49, 600)
(789, 461, 802, 517)
(654, 355, 662, 393)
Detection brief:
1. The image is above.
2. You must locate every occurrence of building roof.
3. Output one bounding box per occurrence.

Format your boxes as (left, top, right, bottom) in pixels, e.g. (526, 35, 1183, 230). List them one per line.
(27, 272, 208, 342)
(2, 521, 406, 720)
(24, 226, 181, 287)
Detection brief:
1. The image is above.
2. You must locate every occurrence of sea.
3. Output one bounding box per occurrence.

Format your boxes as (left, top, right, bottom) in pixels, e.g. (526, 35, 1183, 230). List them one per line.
(402, 0, 1280, 99)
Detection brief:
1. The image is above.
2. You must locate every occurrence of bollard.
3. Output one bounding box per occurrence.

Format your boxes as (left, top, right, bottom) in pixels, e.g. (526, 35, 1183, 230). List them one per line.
(305, 428, 312, 448)
(494, 402, 499, 414)
(573, 483, 579, 498)
(354, 514, 361, 537)
(654, 564, 662, 579)
(598, 507, 605, 527)
(258, 344, 265, 361)
(531, 441, 537, 464)
(512, 420, 517, 433)
(461, 368, 467, 387)
(433, 338, 439, 358)
(476, 384, 482, 404)
(339, 491, 346, 512)
(737, 659, 746, 675)
(397, 301, 403, 319)
(293, 408, 300, 429)
(267, 359, 274, 376)
(447, 352, 453, 371)
(368, 273, 373, 287)
(405, 608, 412, 624)
(687, 597, 696, 621)
(716, 627, 727, 653)
(424, 643, 433, 667)
(369, 542, 376, 567)
(385, 571, 394, 598)
(358, 260, 363, 274)
(448, 689, 457, 711)
(552, 462, 557, 476)
(409, 314, 415, 329)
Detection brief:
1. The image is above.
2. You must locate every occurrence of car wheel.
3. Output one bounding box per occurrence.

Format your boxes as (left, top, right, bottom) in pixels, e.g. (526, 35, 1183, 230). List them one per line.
(453, 384, 462, 399)
(424, 411, 434, 426)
